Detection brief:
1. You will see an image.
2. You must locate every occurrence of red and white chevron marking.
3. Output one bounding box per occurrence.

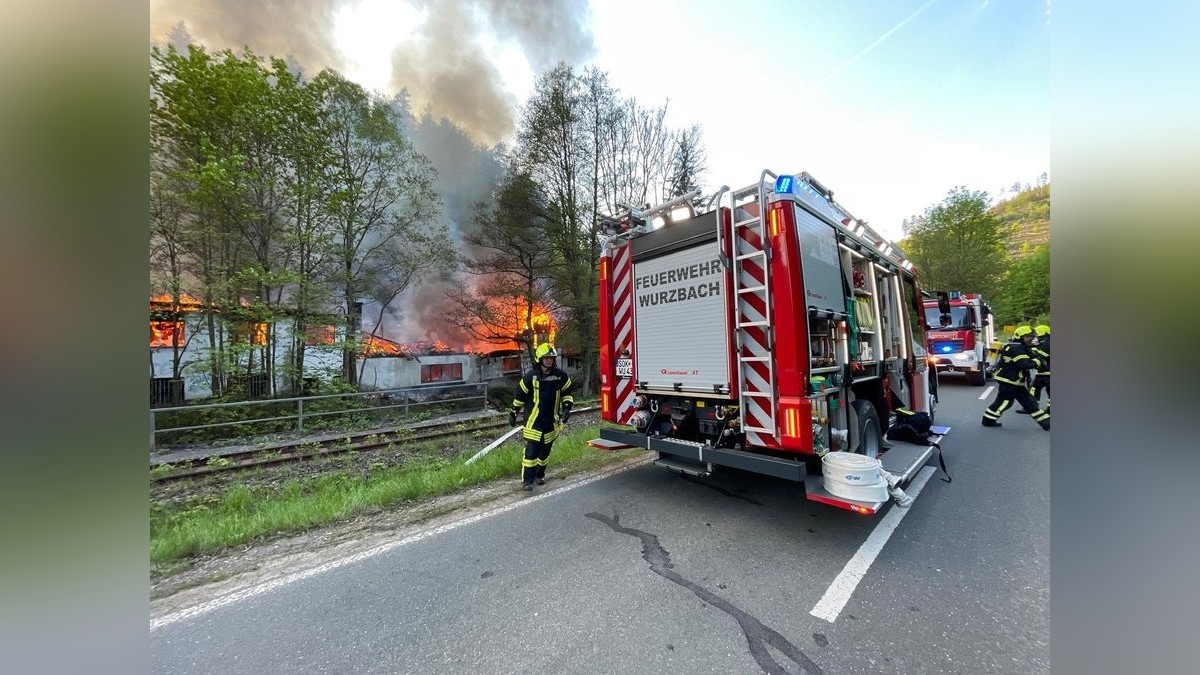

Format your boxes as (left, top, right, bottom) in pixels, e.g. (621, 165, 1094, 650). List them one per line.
(734, 227, 775, 446)
(611, 244, 637, 424)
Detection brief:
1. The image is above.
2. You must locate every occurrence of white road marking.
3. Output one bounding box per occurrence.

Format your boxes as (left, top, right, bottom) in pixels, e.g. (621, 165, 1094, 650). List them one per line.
(150, 461, 644, 631)
(809, 466, 937, 623)
(978, 385, 994, 400)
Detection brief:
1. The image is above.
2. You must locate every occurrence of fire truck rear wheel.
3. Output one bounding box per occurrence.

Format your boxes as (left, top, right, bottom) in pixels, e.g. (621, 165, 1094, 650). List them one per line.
(850, 399, 882, 459)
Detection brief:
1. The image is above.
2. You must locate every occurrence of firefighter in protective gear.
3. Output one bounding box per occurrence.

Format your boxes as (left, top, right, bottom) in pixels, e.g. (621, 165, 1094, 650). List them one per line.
(1017, 324, 1051, 413)
(511, 343, 574, 490)
(1031, 324, 1050, 406)
(982, 325, 1049, 430)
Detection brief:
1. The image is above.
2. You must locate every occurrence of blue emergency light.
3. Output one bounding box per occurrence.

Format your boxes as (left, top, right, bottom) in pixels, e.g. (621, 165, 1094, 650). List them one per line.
(773, 175, 795, 194)
(940, 345, 954, 353)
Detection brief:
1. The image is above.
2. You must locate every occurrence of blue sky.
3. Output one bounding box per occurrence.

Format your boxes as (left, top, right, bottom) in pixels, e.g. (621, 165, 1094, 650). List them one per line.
(583, 0, 1049, 237)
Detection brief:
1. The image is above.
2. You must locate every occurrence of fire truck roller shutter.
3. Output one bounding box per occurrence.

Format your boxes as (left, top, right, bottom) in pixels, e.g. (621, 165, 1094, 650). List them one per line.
(848, 399, 883, 459)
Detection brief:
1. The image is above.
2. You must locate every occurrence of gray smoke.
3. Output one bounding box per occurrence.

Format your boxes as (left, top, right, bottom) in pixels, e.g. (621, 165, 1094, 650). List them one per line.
(150, 0, 593, 346)
(150, 0, 345, 75)
(151, 0, 595, 145)
(392, 0, 594, 143)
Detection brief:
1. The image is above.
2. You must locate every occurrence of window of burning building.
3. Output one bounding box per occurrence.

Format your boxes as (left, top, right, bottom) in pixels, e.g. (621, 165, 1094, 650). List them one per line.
(232, 322, 269, 346)
(421, 363, 463, 383)
(305, 325, 337, 346)
(501, 356, 521, 373)
(150, 321, 184, 347)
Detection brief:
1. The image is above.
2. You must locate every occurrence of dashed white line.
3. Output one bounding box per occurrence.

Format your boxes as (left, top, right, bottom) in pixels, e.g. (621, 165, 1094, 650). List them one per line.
(809, 466, 937, 623)
(978, 385, 994, 400)
(150, 460, 644, 631)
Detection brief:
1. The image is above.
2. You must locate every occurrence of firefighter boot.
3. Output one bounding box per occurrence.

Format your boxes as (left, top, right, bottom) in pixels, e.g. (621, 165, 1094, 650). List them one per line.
(981, 418, 1002, 427)
(521, 482, 533, 491)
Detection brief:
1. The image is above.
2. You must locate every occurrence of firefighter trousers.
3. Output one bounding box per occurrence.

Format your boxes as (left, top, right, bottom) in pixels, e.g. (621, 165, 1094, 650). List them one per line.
(983, 381, 1049, 429)
(1030, 375, 1050, 405)
(521, 438, 554, 485)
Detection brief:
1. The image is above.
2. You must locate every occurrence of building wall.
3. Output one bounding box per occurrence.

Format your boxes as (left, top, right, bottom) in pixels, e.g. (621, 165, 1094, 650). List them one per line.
(151, 319, 580, 403)
(150, 316, 344, 402)
(358, 354, 477, 391)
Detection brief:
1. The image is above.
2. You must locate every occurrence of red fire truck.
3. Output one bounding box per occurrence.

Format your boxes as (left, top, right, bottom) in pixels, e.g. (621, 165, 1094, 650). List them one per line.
(588, 170, 946, 514)
(923, 291, 995, 386)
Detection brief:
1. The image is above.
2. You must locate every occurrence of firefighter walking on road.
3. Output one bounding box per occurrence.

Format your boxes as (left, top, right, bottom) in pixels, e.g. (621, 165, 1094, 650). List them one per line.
(982, 325, 1050, 430)
(1030, 324, 1050, 408)
(510, 343, 574, 490)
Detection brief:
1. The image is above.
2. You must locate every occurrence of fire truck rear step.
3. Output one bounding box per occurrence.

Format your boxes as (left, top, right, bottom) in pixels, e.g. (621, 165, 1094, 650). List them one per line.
(804, 429, 949, 514)
(653, 456, 712, 477)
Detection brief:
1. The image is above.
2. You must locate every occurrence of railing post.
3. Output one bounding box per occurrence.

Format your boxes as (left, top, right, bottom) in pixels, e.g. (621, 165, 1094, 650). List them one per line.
(297, 398, 304, 432)
(150, 410, 156, 452)
(482, 381, 489, 411)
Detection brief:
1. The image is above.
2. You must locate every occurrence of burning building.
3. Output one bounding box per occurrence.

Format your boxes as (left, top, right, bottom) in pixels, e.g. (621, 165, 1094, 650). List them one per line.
(150, 294, 575, 406)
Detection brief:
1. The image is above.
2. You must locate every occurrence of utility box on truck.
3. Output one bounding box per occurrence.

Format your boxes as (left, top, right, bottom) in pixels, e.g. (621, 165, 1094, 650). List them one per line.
(590, 170, 948, 514)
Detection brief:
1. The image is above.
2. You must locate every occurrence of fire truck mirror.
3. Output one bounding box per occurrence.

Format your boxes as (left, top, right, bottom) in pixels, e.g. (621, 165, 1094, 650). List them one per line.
(936, 291, 951, 315)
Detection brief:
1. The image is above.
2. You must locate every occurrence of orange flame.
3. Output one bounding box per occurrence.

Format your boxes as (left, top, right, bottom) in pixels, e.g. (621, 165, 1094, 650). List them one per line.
(150, 292, 205, 310)
(459, 301, 557, 354)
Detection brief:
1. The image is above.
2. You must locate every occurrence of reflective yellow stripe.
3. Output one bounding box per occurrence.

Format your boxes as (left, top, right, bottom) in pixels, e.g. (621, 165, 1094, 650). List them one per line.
(519, 379, 530, 393)
(994, 375, 1022, 385)
(521, 458, 538, 468)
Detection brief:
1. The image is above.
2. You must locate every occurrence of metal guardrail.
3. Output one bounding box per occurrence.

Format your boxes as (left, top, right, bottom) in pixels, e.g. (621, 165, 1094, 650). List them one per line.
(149, 382, 490, 451)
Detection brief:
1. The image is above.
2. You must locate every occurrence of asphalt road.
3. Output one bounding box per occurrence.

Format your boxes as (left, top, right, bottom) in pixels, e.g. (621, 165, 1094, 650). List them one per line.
(151, 380, 1049, 674)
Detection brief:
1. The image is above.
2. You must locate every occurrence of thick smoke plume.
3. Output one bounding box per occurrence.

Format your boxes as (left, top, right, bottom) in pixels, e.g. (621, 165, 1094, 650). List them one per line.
(150, 0, 346, 76)
(391, 0, 594, 144)
(150, 0, 595, 145)
(150, 0, 594, 347)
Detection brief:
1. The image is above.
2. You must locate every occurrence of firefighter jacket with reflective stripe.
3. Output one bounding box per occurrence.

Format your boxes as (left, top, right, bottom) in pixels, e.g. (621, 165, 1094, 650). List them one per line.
(993, 340, 1039, 385)
(511, 367, 574, 443)
(1032, 335, 1050, 376)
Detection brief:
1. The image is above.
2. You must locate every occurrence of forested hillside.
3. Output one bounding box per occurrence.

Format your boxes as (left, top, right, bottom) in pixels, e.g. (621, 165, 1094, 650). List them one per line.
(992, 184, 1049, 259)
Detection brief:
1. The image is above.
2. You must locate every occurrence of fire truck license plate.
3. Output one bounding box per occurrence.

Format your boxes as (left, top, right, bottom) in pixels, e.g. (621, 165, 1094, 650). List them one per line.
(615, 358, 633, 378)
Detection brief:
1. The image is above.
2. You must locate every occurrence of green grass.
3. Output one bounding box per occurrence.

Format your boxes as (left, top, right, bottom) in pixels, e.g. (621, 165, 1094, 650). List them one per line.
(150, 423, 640, 568)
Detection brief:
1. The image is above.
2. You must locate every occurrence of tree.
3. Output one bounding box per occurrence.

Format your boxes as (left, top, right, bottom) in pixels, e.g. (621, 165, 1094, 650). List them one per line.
(991, 245, 1049, 325)
(315, 70, 442, 386)
(902, 187, 1006, 293)
(151, 44, 268, 396)
(447, 169, 559, 359)
(667, 123, 707, 198)
(517, 64, 593, 386)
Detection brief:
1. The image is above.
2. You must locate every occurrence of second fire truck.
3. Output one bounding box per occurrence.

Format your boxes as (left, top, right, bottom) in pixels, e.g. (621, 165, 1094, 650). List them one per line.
(923, 291, 995, 386)
(589, 170, 947, 514)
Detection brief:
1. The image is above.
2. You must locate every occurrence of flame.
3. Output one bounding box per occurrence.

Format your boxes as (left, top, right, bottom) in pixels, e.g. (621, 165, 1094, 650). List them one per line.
(305, 325, 337, 346)
(150, 292, 205, 310)
(361, 334, 406, 356)
(459, 301, 557, 354)
(150, 320, 184, 347)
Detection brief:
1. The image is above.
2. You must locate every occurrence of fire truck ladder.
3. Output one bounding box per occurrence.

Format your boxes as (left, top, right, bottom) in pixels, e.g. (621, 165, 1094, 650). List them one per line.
(727, 172, 778, 439)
